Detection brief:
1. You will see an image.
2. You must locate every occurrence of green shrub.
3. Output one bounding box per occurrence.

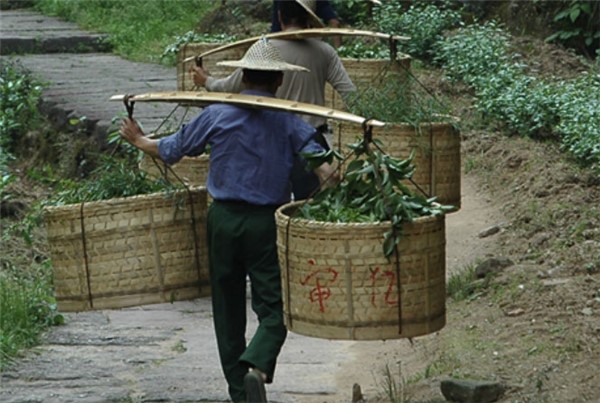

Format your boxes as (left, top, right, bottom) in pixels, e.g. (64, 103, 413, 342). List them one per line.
(476, 74, 562, 138)
(554, 71, 600, 172)
(436, 21, 600, 173)
(48, 153, 182, 206)
(337, 41, 390, 59)
(0, 60, 44, 161)
(161, 31, 237, 66)
(545, 0, 600, 58)
(331, 0, 374, 27)
(434, 21, 516, 89)
(0, 261, 63, 369)
(375, 1, 462, 61)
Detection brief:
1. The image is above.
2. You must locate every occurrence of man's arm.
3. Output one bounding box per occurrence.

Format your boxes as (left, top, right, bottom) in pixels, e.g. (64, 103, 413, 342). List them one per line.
(326, 50, 357, 102)
(190, 65, 244, 92)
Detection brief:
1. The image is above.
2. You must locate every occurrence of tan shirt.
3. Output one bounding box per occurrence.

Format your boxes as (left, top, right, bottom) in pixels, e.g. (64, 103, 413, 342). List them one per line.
(205, 38, 356, 127)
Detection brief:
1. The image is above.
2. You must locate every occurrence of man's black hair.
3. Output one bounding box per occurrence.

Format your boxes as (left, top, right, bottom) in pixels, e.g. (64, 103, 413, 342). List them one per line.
(242, 69, 283, 86)
(278, 1, 309, 27)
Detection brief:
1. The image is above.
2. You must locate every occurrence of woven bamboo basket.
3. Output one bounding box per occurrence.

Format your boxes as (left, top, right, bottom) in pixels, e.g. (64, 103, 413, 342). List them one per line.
(325, 54, 412, 110)
(333, 118, 461, 208)
(44, 187, 210, 312)
(177, 42, 247, 91)
(275, 201, 446, 340)
(139, 154, 210, 188)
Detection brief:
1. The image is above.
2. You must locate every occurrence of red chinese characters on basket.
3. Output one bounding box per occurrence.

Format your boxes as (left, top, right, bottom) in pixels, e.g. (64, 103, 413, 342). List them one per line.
(300, 259, 338, 312)
(300, 259, 399, 313)
(369, 267, 398, 307)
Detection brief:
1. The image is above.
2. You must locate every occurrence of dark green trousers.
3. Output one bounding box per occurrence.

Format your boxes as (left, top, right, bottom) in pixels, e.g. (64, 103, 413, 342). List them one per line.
(207, 201, 287, 402)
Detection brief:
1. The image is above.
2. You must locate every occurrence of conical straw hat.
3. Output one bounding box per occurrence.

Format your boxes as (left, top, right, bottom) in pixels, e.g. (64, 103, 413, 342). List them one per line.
(218, 37, 309, 72)
(296, 0, 326, 28)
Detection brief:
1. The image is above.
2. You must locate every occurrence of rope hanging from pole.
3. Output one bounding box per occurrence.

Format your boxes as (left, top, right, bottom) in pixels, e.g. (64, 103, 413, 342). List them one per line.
(361, 116, 403, 334)
(119, 96, 204, 292)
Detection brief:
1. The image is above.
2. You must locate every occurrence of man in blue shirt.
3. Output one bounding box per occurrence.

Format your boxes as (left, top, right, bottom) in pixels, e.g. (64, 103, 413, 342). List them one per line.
(120, 38, 337, 403)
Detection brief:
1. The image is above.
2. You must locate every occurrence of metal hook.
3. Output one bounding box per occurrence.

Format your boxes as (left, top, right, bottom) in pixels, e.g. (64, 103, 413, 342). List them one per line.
(362, 118, 374, 144)
(388, 36, 398, 62)
(123, 94, 135, 119)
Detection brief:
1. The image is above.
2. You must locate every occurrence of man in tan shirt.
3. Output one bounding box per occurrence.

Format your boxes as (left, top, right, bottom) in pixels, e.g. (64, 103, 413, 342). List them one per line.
(191, 0, 356, 199)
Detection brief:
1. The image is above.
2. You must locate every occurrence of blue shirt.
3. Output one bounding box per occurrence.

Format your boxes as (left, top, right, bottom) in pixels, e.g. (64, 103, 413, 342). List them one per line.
(158, 90, 322, 206)
(271, 0, 338, 32)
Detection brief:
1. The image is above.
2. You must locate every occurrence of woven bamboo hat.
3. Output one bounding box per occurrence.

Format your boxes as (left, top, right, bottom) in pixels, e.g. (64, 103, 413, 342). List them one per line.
(218, 38, 309, 72)
(296, 0, 326, 28)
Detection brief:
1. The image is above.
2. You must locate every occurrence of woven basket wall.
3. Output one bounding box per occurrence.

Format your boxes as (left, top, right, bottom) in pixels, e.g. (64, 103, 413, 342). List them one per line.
(333, 119, 461, 209)
(325, 55, 412, 110)
(139, 154, 210, 188)
(44, 187, 210, 312)
(275, 201, 446, 340)
(177, 42, 248, 91)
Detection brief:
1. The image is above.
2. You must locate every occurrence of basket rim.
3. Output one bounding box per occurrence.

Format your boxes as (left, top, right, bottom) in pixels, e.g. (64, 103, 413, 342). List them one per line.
(43, 186, 207, 212)
(338, 114, 460, 129)
(141, 154, 210, 162)
(340, 53, 412, 62)
(275, 200, 444, 229)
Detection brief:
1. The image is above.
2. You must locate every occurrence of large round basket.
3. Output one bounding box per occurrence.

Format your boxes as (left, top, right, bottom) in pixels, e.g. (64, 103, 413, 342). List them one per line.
(177, 42, 247, 91)
(44, 187, 210, 312)
(333, 119, 461, 209)
(325, 55, 412, 110)
(139, 154, 209, 188)
(275, 201, 446, 340)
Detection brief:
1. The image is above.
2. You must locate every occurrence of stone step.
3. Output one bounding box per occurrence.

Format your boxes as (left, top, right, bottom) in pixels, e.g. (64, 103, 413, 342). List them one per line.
(0, 9, 112, 54)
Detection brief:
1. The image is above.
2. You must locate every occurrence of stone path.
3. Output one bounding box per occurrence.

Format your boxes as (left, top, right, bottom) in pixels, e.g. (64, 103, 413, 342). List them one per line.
(1, 9, 187, 145)
(0, 8, 501, 403)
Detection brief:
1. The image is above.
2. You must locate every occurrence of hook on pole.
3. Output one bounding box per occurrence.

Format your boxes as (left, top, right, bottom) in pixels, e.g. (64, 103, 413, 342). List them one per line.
(362, 118, 374, 145)
(123, 94, 135, 119)
(388, 36, 398, 62)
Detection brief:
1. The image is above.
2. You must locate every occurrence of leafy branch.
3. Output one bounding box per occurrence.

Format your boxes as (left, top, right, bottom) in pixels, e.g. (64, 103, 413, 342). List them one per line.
(297, 139, 453, 257)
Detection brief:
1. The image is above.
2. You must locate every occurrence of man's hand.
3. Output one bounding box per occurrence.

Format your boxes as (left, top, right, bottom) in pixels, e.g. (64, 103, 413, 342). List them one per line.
(314, 162, 340, 189)
(189, 65, 210, 87)
(120, 118, 145, 147)
(120, 118, 160, 158)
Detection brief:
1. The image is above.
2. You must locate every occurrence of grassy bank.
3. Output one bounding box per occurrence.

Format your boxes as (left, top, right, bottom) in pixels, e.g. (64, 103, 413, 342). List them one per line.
(34, 0, 215, 63)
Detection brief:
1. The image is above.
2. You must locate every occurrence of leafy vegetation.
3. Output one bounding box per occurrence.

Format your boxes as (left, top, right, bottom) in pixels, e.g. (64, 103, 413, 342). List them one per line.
(374, 1, 462, 61)
(0, 60, 44, 170)
(34, 0, 216, 63)
(435, 20, 600, 174)
(0, 261, 64, 370)
(161, 31, 237, 66)
(47, 153, 182, 206)
(544, 0, 600, 58)
(0, 62, 60, 369)
(553, 72, 600, 168)
(337, 41, 390, 60)
(298, 140, 452, 257)
(433, 21, 516, 89)
(332, 0, 377, 27)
